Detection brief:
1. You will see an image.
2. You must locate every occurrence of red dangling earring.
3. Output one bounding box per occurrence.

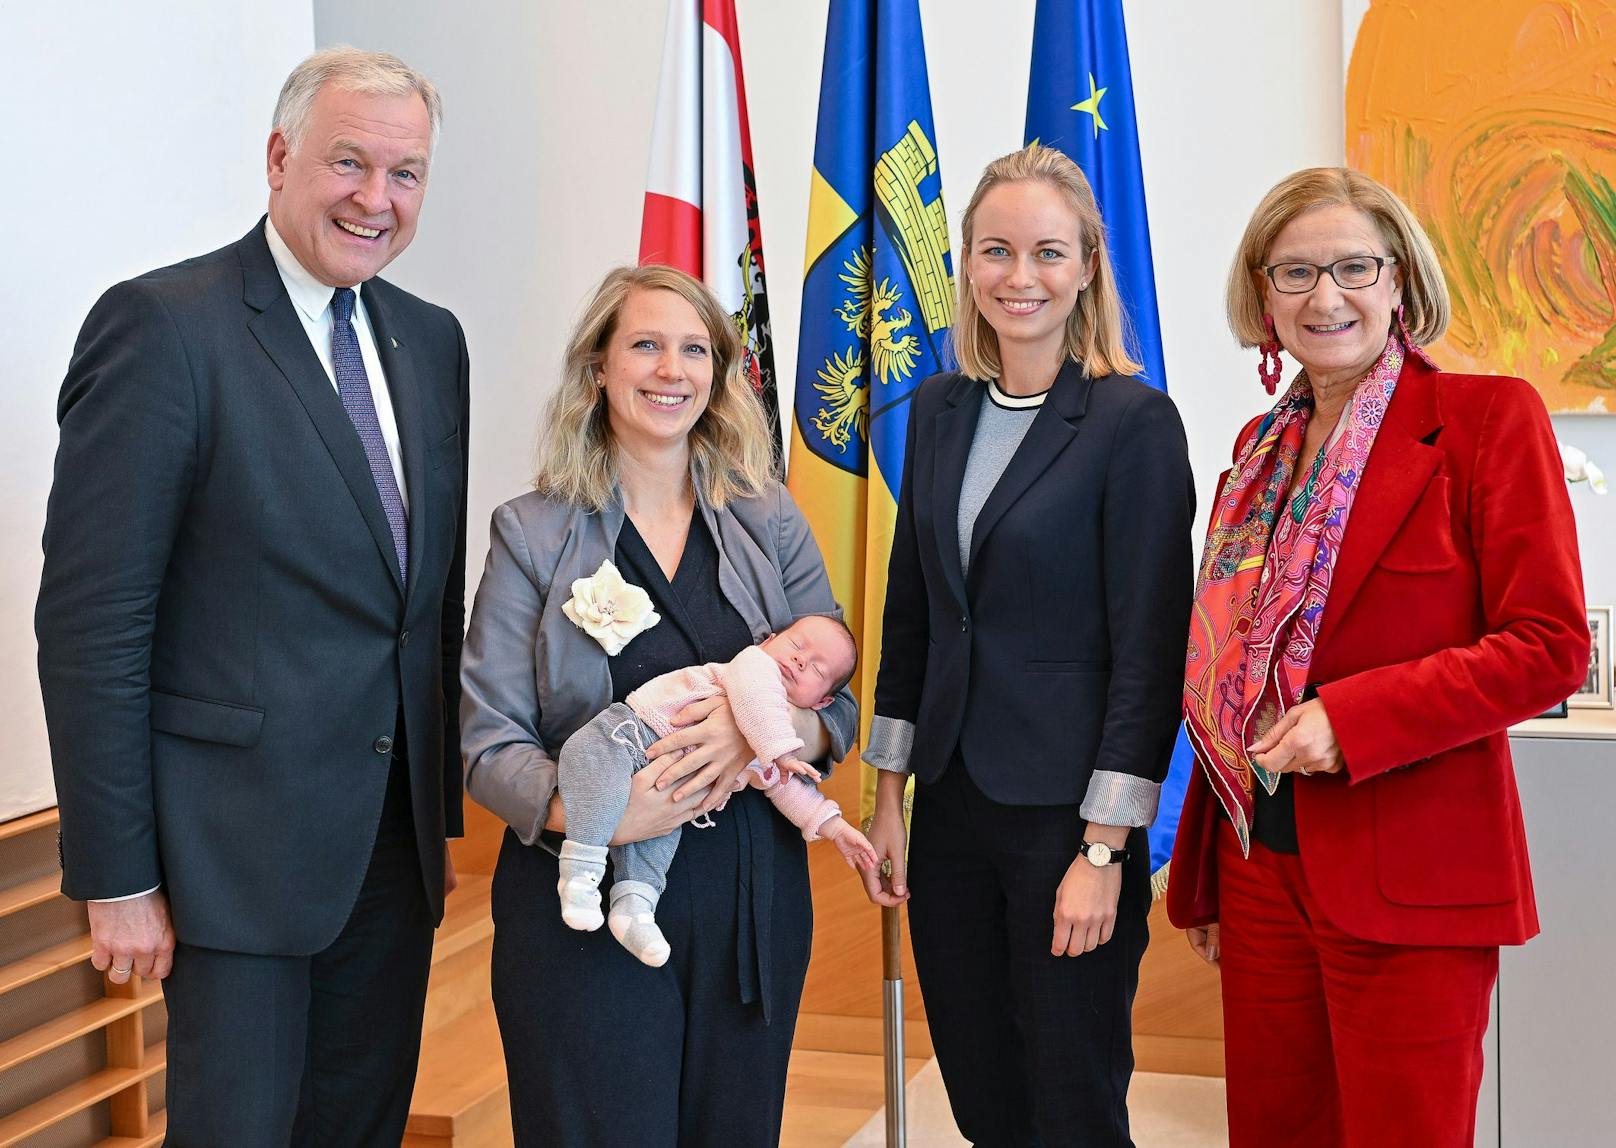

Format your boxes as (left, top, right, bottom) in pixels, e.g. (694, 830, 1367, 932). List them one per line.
(1258, 314, 1283, 395)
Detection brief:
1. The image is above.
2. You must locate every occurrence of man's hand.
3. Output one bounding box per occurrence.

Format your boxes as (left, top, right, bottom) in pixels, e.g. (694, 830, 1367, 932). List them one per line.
(88, 890, 176, 984)
(1250, 698, 1345, 777)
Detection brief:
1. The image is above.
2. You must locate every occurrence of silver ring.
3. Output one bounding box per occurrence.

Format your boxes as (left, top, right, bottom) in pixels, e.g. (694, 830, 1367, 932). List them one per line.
(1299, 766, 1313, 776)
(111, 963, 133, 975)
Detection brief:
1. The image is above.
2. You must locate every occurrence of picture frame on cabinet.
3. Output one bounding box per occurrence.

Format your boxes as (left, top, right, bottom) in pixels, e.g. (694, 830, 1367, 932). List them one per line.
(1569, 606, 1613, 710)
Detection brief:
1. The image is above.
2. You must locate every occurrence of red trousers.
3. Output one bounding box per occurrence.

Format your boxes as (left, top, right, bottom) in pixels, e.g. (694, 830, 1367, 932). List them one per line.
(1216, 824, 1498, 1148)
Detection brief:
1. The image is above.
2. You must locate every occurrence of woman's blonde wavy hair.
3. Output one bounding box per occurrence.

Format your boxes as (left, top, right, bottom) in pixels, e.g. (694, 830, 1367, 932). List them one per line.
(1226, 167, 1451, 348)
(952, 144, 1142, 381)
(534, 265, 774, 511)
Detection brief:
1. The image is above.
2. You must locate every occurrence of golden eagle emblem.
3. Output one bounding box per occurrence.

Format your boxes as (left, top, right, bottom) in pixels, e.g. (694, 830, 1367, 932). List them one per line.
(834, 247, 921, 386)
(812, 348, 868, 453)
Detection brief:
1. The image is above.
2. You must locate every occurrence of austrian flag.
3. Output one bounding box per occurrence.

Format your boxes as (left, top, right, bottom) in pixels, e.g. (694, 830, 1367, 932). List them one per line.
(639, 0, 782, 466)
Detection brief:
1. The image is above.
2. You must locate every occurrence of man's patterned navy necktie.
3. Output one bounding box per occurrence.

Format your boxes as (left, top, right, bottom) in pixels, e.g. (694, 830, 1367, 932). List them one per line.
(330, 287, 408, 582)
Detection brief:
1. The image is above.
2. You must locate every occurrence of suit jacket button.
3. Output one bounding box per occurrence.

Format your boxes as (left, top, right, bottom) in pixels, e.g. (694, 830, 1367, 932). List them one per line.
(399, 630, 411, 648)
(959, 615, 968, 632)
(374, 735, 394, 755)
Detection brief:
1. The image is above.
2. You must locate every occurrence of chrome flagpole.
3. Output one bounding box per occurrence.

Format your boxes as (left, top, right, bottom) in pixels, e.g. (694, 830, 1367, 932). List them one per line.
(882, 904, 907, 1146)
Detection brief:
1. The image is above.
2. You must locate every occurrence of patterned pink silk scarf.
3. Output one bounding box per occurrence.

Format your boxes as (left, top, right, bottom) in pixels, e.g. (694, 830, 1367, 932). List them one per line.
(1183, 337, 1405, 853)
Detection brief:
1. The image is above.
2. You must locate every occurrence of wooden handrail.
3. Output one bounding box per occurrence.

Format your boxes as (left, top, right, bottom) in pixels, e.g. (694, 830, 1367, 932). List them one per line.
(0, 808, 57, 844)
(0, 980, 160, 1075)
(0, 1041, 165, 1147)
(0, 933, 93, 996)
(0, 874, 59, 921)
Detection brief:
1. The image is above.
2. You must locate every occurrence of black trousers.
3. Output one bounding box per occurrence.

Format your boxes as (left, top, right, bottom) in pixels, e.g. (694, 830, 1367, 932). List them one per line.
(162, 758, 434, 1147)
(907, 761, 1151, 1148)
(490, 785, 812, 1147)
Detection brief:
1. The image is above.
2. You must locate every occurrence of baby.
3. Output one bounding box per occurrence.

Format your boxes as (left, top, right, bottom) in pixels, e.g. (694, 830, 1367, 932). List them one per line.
(555, 613, 877, 966)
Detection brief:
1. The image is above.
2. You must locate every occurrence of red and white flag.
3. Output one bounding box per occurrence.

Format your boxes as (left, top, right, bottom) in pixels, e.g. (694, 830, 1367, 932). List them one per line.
(640, 0, 781, 465)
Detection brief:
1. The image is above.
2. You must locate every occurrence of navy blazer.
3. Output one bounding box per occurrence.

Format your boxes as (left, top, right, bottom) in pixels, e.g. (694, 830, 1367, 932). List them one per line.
(872, 362, 1194, 808)
(37, 221, 469, 954)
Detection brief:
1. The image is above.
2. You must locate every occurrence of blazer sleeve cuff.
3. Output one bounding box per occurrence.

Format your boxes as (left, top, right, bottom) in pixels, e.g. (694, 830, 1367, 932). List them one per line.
(1079, 770, 1160, 827)
(864, 715, 915, 774)
(464, 750, 556, 848)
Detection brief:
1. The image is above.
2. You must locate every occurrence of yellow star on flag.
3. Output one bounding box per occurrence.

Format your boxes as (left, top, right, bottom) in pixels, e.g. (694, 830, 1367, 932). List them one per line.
(1071, 72, 1108, 138)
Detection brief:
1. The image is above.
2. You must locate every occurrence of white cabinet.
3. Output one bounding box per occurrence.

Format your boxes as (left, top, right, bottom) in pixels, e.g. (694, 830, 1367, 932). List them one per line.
(1483, 726, 1616, 1145)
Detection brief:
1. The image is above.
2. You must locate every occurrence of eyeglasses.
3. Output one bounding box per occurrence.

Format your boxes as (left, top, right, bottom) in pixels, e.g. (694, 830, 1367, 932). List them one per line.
(1260, 255, 1397, 294)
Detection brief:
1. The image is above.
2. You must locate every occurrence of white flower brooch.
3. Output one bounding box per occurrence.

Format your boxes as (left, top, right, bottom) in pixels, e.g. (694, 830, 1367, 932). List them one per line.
(561, 559, 660, 656)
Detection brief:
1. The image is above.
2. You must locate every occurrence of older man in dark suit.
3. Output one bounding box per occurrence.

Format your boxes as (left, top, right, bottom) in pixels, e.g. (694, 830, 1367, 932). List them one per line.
(36, 46, 469, 1146)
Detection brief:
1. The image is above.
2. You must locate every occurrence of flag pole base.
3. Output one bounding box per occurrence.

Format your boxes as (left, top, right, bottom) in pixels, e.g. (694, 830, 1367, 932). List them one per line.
(882, 905, 906, 1147)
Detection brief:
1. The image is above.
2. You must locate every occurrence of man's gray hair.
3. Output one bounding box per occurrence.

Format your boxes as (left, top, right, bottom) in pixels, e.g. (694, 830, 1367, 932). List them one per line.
(273, 46, 442, 156)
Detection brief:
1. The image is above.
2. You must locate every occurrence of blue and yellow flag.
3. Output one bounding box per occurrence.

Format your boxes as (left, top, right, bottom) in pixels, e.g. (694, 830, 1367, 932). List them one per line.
(787, 0, 952, 820)
(1026, 0, 1192, 880)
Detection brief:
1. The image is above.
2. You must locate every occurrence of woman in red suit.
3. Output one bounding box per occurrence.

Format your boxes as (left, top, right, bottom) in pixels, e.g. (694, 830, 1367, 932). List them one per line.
(1169, 167, 1588, 1148)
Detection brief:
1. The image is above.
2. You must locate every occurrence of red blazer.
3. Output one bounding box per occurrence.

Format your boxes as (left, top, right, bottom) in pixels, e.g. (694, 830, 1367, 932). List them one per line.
(1168, 357, 1588, 947)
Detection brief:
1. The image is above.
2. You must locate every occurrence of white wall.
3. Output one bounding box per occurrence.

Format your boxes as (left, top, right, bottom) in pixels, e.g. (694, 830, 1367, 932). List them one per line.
(0, 3, 315, 820)
(1558, 418, 1616, 611)
(311, 0, 1348, 608)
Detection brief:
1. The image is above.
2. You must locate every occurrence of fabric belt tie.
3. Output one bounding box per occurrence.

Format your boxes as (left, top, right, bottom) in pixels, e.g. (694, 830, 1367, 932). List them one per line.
(731, 792, 775, 1025)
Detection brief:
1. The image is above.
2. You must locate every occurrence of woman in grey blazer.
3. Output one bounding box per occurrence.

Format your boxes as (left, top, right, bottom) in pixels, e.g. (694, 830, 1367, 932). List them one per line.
(460, 265, 856, 1146)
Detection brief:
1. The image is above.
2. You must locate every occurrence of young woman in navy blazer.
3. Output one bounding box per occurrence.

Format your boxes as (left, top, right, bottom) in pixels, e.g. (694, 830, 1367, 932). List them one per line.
(860, 145, 1194, 1147)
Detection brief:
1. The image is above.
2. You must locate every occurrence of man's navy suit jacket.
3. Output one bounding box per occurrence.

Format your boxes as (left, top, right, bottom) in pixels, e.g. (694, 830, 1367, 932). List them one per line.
(37, 220, 469, 955)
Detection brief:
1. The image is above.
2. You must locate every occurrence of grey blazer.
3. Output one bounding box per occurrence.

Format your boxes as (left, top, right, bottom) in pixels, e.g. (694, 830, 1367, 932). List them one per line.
(460, 479, 857, 845)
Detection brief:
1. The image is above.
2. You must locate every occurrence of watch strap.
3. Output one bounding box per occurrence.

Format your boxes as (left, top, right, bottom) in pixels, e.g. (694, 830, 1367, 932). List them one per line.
(1079, 840, 1129, 865)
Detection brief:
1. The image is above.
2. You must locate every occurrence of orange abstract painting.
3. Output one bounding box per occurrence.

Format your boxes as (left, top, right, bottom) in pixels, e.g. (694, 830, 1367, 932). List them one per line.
(1347, 0, 1616, 412)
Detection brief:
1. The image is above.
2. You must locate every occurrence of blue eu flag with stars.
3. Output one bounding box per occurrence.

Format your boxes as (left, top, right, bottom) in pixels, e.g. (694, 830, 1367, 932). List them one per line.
(1025, 0, 1191, 883)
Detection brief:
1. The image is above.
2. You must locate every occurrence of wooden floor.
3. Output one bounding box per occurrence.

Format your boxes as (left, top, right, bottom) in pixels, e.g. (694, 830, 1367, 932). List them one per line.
(781, 1051, 929, 1147)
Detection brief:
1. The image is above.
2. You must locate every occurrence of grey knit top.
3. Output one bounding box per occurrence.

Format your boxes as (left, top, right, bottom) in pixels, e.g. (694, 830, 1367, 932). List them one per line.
(957, 379, 1046, 577)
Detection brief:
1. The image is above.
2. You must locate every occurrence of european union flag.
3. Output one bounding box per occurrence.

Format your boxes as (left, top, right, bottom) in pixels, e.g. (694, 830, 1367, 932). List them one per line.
(787, 0, 952, 820)
(1026, 0, 1191, 881)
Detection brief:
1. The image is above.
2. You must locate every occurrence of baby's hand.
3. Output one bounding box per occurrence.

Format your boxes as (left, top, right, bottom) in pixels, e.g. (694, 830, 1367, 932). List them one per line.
(820, 816, 880, 871)
(775, 754, 822, 783)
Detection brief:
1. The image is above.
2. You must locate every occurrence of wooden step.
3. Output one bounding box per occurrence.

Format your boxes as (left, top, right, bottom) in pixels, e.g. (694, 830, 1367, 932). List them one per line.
(94, 1108, 167, 1148)
(0, 873, 60, 921)
(433, 874, 493, 966)
(0, 933, 94, 996)
(0, 979, 161, 1074)
(0, 1040, 165, 1147)
(405, 999, 511, 1146)
(423, 875, 495, 1034)
(0, 807, 57, 843)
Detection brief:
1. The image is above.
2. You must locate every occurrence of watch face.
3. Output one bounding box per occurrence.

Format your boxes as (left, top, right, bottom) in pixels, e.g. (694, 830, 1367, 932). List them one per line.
(1086, 842, 1112, 867)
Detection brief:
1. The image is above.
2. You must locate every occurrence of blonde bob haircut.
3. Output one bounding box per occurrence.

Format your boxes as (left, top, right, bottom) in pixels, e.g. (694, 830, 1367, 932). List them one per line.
(953, 144, 1142, 381)
(535, 265, 774, 512)
(1226, 167, 1451, 348)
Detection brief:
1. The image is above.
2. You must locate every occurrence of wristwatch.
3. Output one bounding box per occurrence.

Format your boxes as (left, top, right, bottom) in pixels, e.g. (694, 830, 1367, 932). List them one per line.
(1078, 840, 1129, 868)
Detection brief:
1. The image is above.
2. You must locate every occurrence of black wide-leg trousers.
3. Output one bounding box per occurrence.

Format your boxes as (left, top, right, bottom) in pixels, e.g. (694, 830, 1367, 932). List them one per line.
(162, 757, 434, 1147)
(490, 785, 813, 1147)
(907, 761, 1151, 1148)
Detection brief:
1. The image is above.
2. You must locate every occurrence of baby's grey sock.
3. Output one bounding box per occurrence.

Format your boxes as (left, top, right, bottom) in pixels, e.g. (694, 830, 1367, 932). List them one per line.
(607, 880, 671, 968)
(557, 839, 608, 931)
